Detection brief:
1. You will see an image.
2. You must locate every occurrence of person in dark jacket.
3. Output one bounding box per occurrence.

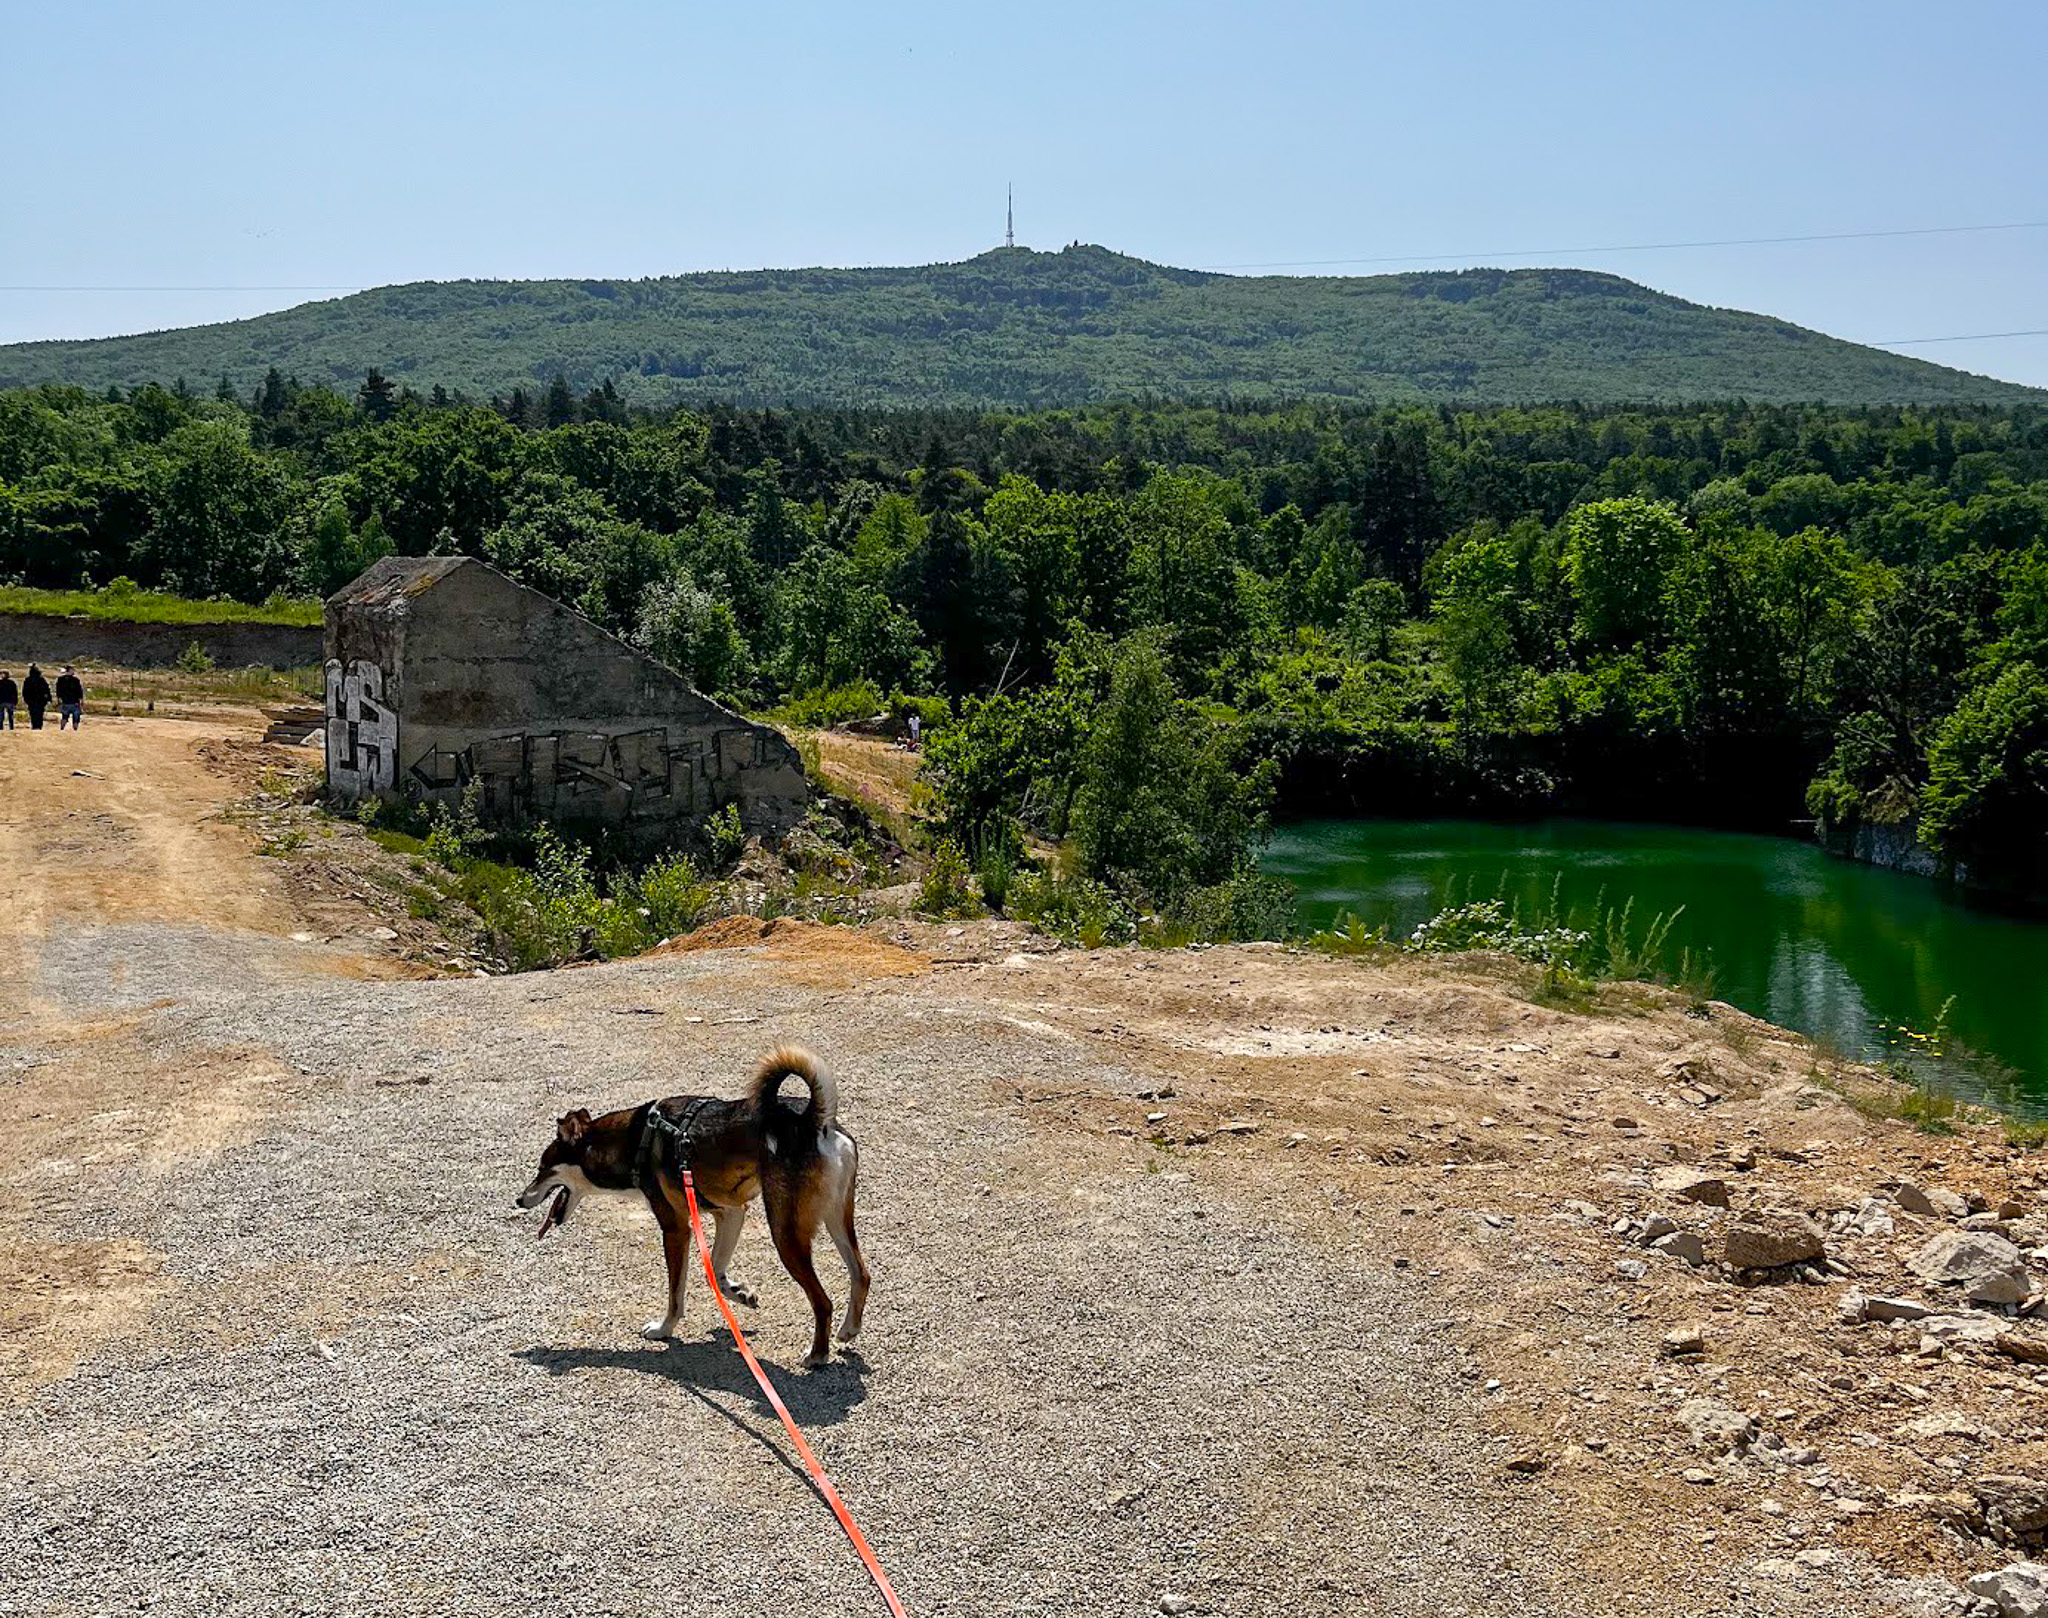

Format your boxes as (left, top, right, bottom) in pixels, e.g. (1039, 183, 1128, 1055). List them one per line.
(0, 670, 16, 730)
(21, 664, 50, 730)
(55, 665, 84, 730)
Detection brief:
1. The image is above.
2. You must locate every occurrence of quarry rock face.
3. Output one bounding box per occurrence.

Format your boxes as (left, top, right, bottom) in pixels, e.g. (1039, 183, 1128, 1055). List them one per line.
(324, 557, 806, 843)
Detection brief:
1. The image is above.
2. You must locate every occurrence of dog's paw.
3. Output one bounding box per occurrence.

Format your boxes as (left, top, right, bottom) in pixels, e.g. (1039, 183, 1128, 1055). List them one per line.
(640, 1318, 677, 1342)
(721, 1278, 759, 1308)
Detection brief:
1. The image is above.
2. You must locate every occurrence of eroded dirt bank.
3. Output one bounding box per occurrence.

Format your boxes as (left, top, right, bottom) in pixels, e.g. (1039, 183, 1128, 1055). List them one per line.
(3, 711, 2042, 1617)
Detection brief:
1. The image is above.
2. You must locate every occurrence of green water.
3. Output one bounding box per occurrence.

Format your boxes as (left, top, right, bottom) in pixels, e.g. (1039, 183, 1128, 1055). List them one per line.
(1262, 819, 2048, 1113)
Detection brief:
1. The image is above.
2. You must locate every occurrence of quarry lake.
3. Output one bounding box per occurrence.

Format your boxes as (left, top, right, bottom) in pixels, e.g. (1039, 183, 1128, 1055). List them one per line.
(1263, 819, 2048, 1113)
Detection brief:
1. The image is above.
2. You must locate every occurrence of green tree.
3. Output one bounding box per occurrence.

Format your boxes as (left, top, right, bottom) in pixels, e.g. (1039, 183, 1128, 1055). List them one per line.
(1921, 662, 2048, 872)
(1069, 639, 1276, 899)
(1562, 496, 1688, 650)
(357, 369, 398, 424)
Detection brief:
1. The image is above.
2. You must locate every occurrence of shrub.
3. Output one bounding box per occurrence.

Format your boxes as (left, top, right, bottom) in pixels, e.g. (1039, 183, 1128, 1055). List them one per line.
(769, 680, 886, 729)
(629, 852, 716, 938)
(704, 803, 747, 868)
(915, 838, 980, 919)
(972, 821, 1022, 913)
(1155, 869, 1297, 944)
(423, 781, 486, 869)
(176, 640, 215, 673)
(1007, 868, 1134, 948)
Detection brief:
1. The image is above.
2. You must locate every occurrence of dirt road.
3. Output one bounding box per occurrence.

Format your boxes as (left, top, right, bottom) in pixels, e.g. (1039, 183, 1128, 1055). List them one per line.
(0, 714, 2010, 1617)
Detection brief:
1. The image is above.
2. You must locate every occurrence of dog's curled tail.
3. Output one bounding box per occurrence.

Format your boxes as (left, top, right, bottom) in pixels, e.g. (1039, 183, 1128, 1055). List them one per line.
(751, 1044, 838, 1133)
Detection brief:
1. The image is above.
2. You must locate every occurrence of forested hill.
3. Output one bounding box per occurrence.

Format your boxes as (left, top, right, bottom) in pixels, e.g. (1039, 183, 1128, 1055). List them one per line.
(0, 247, 2034, 409)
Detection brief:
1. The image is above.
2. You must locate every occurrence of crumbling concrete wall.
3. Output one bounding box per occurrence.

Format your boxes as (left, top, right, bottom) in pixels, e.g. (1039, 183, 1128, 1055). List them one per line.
(0, 613, 321, 669)
(324, 557, 806, 842)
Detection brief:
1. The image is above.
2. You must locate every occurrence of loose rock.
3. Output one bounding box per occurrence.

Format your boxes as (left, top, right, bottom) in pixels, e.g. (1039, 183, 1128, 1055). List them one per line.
(1723, 1211, 1827, 1270)
(1678, 1397, 1758, 1456)
(1969, 1563, 2048, 1618)
(1653, 1231, 1708, 1267)
(1912, 1231, 2032, 1305)
(1974, 1477, 2048, 1550)
(1651, 1166, 1731, 1207)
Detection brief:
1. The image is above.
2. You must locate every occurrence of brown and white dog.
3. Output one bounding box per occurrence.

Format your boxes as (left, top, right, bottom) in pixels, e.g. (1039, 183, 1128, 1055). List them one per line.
(516, 1045, 869, 1366)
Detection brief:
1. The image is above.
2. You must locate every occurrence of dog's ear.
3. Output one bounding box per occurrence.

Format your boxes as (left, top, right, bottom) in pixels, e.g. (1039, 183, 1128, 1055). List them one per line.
(556, 1108, 592, 1143)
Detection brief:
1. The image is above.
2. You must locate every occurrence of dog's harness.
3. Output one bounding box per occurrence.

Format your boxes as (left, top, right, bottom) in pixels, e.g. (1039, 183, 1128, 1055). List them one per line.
(633, 1096, 712, 1192)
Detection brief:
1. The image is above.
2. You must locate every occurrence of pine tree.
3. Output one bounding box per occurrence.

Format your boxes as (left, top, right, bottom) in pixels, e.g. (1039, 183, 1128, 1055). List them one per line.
(357, 368, 398, 423)
(257, 368, 288, 417)
(544, 373, 578, 428)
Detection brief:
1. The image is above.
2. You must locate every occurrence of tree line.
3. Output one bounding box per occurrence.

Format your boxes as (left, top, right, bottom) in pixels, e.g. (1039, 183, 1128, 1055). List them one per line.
(2, 372, 2044, 899)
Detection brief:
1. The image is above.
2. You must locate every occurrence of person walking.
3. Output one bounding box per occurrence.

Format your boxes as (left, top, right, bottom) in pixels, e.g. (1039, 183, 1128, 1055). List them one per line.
(55, 665, 84, 730)
(21, 664, 50, 731)
(0, 670, 16, 730)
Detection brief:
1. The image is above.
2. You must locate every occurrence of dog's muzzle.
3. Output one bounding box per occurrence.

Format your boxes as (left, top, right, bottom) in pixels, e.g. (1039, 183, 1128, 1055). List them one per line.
(518, 1177, 574, 1239)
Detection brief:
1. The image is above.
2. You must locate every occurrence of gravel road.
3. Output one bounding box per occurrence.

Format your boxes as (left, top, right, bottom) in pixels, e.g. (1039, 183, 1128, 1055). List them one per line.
(6, 916, 1590, 1618)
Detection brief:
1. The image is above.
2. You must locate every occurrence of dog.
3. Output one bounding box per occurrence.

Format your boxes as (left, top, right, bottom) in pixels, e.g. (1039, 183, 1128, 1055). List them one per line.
(516, 1044, 869, 1366)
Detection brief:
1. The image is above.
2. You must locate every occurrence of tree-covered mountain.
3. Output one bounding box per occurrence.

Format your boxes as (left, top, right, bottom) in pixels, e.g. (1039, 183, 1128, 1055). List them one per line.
(0, 247, 2034, 408)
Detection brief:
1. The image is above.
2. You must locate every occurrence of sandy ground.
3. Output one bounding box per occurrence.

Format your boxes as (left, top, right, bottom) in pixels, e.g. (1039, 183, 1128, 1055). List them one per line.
(3, 711, 2035, 1617)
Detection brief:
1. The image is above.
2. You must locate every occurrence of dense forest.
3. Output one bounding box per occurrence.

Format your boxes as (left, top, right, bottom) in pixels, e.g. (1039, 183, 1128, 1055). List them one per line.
(0, 249, 2037, 409)
(4, 373, 2046, 903)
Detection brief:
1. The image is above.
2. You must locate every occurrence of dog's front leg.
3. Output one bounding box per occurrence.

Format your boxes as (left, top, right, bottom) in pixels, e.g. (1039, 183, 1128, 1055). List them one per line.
(641, 1212, 690, 1341)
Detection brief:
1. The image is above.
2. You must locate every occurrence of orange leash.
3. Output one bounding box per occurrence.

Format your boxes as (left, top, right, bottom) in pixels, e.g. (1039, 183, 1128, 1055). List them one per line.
(680, 1168, 909, 1618)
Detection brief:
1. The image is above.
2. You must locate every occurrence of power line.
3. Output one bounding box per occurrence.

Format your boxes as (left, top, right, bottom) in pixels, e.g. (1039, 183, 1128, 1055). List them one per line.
(1872, 327, 2048, 346)
(1200, 219, 2048, 272)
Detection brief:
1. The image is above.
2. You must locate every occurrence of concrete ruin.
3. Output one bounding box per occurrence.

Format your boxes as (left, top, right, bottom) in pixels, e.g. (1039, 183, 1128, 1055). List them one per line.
(323, 556, 806, 842)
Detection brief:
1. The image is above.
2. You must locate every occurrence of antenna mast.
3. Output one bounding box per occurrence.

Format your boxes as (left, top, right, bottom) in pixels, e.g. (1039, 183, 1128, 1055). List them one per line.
(1006, 183, 1014, 249)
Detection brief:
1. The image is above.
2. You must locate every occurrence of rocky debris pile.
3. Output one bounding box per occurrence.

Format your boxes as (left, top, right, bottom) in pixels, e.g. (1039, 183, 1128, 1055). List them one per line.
(1560, 1123, 2048, 1611)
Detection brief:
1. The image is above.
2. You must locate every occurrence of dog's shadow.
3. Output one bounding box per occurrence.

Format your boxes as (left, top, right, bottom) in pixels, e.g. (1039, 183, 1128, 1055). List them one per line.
(514, 1334, 872, 1440)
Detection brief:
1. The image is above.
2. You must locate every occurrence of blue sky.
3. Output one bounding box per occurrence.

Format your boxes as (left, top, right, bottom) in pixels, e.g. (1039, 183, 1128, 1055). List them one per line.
(6, 0, 2045, 386)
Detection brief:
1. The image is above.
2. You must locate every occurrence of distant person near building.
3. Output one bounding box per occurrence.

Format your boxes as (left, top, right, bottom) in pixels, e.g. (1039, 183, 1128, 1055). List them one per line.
(21, 664, 50, 730)
(0, 670, 16, 730)
(56, 666, 85, 730)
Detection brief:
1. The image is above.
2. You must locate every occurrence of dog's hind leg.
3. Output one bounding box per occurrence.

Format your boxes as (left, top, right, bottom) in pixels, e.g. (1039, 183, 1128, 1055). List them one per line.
(767, 1193, 835, 1367)
(711, 1206, 757, 1306)
(641, 1197, 690, 1341)
(822, 1137, 870, 1344)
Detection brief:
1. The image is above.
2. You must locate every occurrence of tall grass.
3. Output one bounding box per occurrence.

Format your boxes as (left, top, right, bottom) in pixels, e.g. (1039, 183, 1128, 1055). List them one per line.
(1313, 867, 1709, 997)
(0, 580, 321, 626)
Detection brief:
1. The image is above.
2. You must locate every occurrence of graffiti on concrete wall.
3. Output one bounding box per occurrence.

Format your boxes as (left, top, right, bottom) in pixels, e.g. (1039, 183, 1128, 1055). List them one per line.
(405, 722, 783, 822)
(325, 659, 398, 795)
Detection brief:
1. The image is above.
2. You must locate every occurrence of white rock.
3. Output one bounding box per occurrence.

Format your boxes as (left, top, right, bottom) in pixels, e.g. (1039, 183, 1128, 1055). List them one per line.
(1653, 1231, 1709, 1266)
(1848, 1197, 1897, 1238)
(1968, 1562, 2048, 1618)
(1921, 1312, 2006, 1345)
